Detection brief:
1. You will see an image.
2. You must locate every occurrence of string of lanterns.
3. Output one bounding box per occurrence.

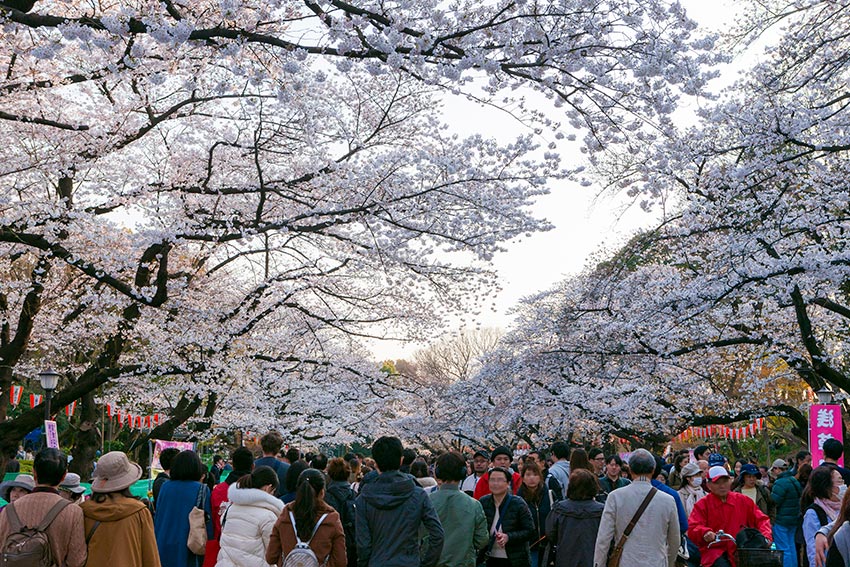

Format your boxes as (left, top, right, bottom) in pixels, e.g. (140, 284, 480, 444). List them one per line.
(10, 387, 161, 429)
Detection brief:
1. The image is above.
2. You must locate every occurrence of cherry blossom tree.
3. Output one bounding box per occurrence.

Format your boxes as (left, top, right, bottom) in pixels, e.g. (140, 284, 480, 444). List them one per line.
(0, 0, 715, 461)
(449, 0, 850, 447)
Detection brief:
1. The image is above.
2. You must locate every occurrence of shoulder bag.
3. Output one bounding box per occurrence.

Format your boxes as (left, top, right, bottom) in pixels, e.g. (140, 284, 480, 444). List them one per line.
(607, 487, 657, 567)
(188, 484, 209, 555)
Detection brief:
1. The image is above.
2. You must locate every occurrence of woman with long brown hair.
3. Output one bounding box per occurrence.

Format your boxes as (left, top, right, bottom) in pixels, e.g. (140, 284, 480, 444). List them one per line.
(516, 461, 554, 567)
(568, 449, 592, 474)
(266, 468, 346, 567)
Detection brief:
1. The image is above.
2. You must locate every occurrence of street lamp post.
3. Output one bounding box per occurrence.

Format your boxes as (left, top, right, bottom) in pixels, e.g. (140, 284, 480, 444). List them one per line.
(38, 369, 60, 422)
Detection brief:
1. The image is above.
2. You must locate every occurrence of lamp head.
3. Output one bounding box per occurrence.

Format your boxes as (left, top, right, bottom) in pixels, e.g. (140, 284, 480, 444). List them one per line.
(816, 387, 834, 405)
(38, 369, 60, 391)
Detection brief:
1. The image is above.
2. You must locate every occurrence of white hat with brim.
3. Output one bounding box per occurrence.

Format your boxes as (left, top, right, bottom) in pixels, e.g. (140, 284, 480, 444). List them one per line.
(59, 472, 87, 494)
(0, 474, 35, 501)
(708, 465, 730, 482)
(90, 451, 142, 493)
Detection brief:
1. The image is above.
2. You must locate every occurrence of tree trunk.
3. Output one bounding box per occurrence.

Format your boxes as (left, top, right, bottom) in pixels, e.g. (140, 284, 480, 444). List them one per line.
(69, 390, 99, 479)
(132, 394, 204, 473)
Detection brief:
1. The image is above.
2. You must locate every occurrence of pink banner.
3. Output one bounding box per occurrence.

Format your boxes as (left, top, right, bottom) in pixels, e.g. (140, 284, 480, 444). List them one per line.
(810, 404, 844, 467)
(150, 439, 196, 477)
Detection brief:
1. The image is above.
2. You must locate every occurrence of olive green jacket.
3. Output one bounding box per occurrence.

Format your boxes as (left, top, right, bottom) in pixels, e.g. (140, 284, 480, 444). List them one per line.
(428, 483, 489, 567)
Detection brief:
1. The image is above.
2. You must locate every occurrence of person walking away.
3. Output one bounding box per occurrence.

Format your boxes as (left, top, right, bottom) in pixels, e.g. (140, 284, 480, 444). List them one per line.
(475, 447, 522, 500)
(254, 431, 289, 498)
(154, 448, 181, 507)
(266, 468, 346, 567)
(154, 450, 213, 567)
(413, 460, 438, 491)
(324, 457, 357, 567)
(204, 446, 254, 567)
(216, 466, 283, 567)
(59, 473, 87, 504)
(429, 451, 488, 567)
(82, 451, 160, 567)
(545, 442, 571, 501)
(732, 464, 776, 521)
(593, 448, 680, 567)
(516, 461, 553, 567)
(0, 448, 86, 567)
(280, 460, 309, 504)
(822, 440, 850, 485)
(546, 469, 604, 567)
(803, 466, 845, 567)
(462, 451, 490, 497)
(598, 456, 631, 495)
(772, 463, 809, 567)
(355, 436, 444, 567)
(688, 466, 772, 567)
(480, 467, 535, 567)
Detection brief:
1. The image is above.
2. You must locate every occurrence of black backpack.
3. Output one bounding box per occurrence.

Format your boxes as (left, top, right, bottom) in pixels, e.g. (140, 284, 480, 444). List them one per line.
(1, 499, 71, 567)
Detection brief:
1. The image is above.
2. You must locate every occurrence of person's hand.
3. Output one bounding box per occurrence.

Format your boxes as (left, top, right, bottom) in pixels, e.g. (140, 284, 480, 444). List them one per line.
(703, 531, 716, 543)
(495, 531, 509, 547)
(815, 532, 829, 567)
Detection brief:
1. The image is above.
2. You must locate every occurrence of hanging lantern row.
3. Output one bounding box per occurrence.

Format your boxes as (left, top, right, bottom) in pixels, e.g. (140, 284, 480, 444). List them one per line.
(10, 388, 163, 427)
(106, 405, 162, 430)
(674, 418, 766, 442)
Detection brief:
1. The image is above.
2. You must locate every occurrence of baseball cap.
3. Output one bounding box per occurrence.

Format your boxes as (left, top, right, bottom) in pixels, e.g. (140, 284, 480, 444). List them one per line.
(708, 466, 730, 482)
(473, 450, 490, 460)
(771, 459, 788, 469)
(707, 453, 726, 467)
(740, 464, 761, 478)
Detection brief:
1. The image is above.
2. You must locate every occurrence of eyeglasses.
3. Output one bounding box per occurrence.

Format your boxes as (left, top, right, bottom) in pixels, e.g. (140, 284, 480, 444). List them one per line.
(593, 457, 605, 461)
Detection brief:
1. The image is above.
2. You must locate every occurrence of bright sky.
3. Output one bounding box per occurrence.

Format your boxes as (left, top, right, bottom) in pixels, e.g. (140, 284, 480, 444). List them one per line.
(369, 0, 741, 360)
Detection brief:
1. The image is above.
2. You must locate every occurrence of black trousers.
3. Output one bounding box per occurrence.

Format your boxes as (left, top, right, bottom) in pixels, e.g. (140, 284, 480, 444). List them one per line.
(711, 553, 734, 567)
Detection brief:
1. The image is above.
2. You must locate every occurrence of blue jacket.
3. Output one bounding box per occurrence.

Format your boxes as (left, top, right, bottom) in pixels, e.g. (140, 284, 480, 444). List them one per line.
(355, 470, 444, 567)
(652, 479, 688, 533)
(154, 480, 213, 567)
(254, 457, 289, 497)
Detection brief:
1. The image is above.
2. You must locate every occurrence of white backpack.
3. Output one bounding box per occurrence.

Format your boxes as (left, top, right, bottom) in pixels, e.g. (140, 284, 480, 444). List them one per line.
(282, 511, 329, 567)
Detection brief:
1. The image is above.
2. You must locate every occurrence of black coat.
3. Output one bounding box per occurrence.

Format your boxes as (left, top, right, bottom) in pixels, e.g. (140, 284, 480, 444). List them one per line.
(355, 470, 444, 567)
(545, 498, 604, 567)
(480, 493, 535, 567)
(325, 480, 358, 566)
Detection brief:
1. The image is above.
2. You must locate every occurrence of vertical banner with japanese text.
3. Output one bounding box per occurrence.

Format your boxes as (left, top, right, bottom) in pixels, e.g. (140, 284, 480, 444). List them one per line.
(45, 420, 59, 449)
(810, 404, 844, 466)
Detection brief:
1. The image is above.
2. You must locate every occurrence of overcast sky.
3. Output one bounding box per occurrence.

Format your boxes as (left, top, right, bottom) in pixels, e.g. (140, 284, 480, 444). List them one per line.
(369, 0, 740, 360)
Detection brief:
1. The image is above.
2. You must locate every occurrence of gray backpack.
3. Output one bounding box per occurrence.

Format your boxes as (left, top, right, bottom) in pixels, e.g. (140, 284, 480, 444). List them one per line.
(1, 499, 71, 567)
(282, 510, 329, 567)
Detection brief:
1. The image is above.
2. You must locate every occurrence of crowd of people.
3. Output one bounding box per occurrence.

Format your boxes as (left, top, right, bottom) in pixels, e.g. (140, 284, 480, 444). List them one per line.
(2, 432, 850, 567)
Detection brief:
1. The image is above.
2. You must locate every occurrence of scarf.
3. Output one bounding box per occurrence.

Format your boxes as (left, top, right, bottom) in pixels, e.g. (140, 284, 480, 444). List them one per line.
(816, 497, 842, 521)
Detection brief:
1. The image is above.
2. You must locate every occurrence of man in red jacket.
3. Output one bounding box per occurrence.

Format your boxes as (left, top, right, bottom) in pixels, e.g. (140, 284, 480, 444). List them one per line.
(473, 446, 521, 499)
(688, 466, 772, 567)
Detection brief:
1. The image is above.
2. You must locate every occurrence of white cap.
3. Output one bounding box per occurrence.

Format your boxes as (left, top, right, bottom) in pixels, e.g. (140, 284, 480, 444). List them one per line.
(708, 466, 730, 482)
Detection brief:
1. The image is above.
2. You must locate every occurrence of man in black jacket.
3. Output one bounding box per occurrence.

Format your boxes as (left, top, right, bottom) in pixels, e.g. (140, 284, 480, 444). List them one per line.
(355, 436, 444, 567)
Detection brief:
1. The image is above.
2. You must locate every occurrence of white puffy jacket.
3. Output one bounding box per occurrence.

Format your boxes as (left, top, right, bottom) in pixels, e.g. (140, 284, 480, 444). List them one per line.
(216, 483, 285, 567)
